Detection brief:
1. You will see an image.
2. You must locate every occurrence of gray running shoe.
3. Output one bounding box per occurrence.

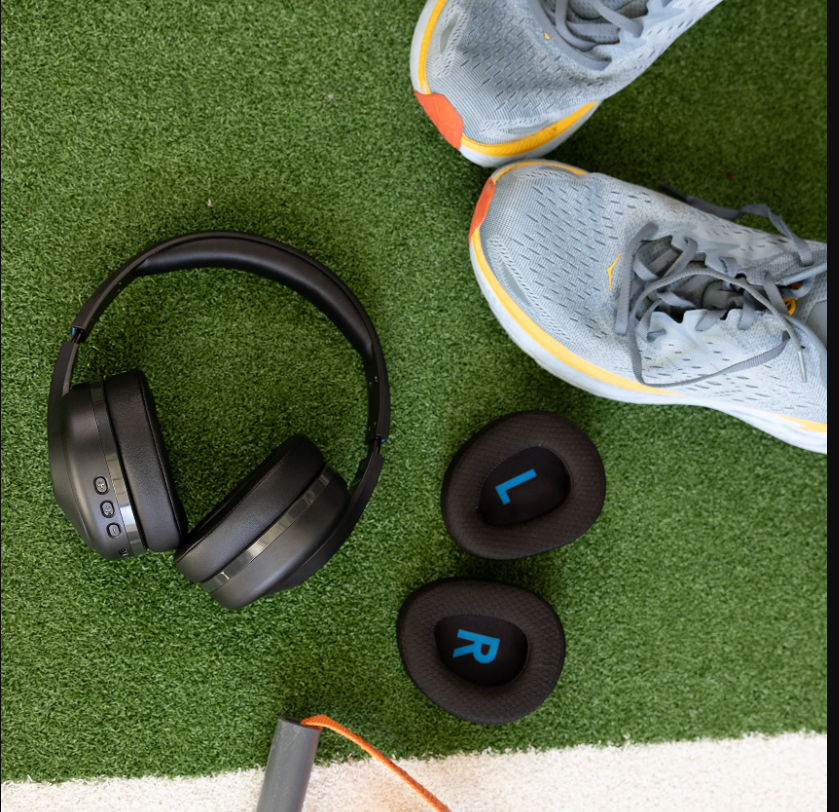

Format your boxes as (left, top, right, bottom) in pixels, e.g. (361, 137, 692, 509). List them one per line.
(469, 160, 827, 452)
(411, 0, 724, 166)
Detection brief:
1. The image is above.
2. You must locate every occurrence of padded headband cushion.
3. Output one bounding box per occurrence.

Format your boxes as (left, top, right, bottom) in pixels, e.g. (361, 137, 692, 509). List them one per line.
(174, 435, 325, 583)
(137, 236, 375, 369)
(397, 579, 566, 725)
(104, 370, 187, 552)
(441, 411, 606, 560)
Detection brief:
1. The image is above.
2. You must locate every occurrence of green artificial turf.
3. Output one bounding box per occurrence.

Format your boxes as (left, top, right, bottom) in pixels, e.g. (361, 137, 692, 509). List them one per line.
(1, 0, 827, 784)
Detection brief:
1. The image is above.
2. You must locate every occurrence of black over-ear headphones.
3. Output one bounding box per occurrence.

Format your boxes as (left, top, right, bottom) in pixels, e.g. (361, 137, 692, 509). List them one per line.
(48, 232, 390, 610)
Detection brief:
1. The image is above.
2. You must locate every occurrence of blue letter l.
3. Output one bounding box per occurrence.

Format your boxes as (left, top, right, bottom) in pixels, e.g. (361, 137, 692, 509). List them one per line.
(495, 469, 537, 505)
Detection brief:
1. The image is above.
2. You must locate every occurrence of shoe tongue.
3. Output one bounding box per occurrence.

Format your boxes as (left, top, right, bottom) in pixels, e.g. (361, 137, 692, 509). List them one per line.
(639, 236, 829, 347)
(795, 273, 828, 348)
(701, 273, 828, 349)
(568, 0, 642, 16)
(806, 301, 828, 347)
(701, 280, 737, 311)
(546, 0, 647, 43)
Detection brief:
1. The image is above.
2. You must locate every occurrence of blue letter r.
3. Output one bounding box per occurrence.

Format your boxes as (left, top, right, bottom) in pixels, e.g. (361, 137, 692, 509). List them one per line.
(452, 630, 501, 664)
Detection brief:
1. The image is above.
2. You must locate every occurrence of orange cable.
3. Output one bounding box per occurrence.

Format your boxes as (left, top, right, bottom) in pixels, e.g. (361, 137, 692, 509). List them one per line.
(300, 715, 453, 812)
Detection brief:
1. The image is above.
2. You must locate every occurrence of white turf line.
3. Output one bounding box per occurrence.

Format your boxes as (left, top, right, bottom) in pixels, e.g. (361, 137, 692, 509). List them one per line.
(1, 733, 826, 812)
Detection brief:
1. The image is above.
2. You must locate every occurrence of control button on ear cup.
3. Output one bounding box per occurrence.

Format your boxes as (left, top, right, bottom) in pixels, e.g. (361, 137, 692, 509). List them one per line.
(103, 370, 187, 552)
(441, 411, 606, 560)
(397, 580, 565, 725)
(54, 382, 143, 558)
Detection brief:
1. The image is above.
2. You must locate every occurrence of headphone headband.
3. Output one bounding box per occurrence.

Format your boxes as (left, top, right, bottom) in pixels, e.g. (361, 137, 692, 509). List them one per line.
(58, 231, 389, 446)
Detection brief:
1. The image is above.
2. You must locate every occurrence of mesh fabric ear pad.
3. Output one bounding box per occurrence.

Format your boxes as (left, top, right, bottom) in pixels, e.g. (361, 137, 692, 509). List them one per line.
(103, 370, 187, 552)
(174, 435, 350, 609)
(441, 411, 606, 560)
(397, 579, 565, 725)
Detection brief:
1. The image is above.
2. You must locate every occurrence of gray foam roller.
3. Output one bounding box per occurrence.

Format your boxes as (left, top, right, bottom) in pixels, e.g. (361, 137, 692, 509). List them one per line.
(255, 718, 321, 812)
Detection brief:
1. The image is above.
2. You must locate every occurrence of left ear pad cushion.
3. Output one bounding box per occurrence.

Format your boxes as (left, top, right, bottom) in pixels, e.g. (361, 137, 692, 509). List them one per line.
(174, 435, 326, 583)
(104, 370, 187, 552)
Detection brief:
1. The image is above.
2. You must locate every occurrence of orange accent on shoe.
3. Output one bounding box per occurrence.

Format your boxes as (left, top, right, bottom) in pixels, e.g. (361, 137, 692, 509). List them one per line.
(784, 282, 803, 315)
(470, 177, 496, 240)
(300, 715, 453, 812)
(414, 90, 464, 148)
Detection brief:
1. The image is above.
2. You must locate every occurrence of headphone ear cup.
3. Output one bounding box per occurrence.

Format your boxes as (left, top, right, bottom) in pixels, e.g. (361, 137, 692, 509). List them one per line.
(104, 370, 187, 552)
(397, 579, 566, 725)
(175, 435, 350, 609)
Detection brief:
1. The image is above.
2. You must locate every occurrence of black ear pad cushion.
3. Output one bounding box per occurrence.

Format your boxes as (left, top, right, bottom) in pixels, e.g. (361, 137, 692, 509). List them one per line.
(174, 435, 326, 583)
(104, 370, 187, 552)
(441, 411, 606, 560)
(397, 579, 565, 725)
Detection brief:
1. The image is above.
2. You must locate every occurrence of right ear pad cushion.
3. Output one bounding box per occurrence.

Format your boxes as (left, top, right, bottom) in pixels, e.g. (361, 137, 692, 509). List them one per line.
(104, 369, 187, 552)
(397, 579, 566, 725)
(174, 435, 333, 585)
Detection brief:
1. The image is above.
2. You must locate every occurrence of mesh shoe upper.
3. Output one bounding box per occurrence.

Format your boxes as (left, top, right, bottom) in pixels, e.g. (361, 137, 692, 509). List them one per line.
(478, 162, 827, 423)
(426, 0, 724, 145)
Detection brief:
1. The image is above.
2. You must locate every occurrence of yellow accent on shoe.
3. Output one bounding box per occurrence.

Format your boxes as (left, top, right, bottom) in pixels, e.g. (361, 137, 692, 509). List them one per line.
(607, 253, 622, 292)
(775, 413, 827, 433)
(417, 0, 450, 95)
(461, 102, 599, 159)
(491, 160, 587, 181)
(784, 282, 803, 315)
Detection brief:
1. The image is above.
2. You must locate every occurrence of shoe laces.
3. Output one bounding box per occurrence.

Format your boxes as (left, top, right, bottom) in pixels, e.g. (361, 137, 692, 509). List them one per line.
(612, 187, 827, 388)
(539, 0, 657, 69)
